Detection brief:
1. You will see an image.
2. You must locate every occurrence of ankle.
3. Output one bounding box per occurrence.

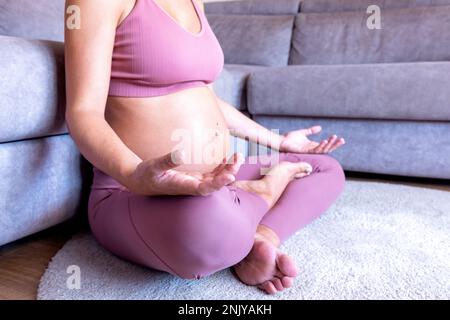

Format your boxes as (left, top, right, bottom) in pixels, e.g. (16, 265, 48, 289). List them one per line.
(256, 225, 280, 247)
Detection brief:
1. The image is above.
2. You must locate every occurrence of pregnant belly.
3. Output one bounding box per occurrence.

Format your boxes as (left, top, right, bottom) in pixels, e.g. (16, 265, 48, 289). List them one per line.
(105, 86, 231, 174)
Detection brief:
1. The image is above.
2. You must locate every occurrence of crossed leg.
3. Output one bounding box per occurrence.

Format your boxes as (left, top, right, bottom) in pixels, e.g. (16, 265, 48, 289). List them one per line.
(88, 152, 345, 294)
(231, 152, 346, 294)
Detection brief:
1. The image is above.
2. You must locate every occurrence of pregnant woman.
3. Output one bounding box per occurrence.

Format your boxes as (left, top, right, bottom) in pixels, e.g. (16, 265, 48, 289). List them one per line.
(65, 0, 346, 294)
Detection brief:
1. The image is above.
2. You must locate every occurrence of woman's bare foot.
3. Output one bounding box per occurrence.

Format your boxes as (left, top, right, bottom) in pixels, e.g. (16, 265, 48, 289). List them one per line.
(231, 160, 309, 293)
(232, 160, 312, 209)
(233, 225, 299, 294)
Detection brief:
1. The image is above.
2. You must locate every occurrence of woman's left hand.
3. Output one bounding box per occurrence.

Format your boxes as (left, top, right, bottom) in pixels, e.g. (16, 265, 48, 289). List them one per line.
(279, 125, 345, 154)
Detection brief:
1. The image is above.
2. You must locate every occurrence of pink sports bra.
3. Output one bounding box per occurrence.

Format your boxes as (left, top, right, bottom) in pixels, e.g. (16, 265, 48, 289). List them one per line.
(108, 0, 224, 97)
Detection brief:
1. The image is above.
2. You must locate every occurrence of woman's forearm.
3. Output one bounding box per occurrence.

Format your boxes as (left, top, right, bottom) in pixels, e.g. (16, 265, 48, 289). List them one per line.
(66, 110, 142, 188)
(217, 98, 284, 150)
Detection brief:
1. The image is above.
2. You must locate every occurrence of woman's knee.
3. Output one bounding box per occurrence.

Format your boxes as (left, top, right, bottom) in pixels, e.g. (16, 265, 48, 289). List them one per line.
(313, 155, 346, 193)
(314, 153, 345, 178)
(317, 154, 345, 173)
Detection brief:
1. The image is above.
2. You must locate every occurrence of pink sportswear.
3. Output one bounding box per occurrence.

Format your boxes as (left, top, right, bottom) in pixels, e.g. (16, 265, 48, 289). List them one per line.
(108, 0, 224, 97)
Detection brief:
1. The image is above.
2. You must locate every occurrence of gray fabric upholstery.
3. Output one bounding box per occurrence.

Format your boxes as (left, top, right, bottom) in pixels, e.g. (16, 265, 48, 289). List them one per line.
(205, 0, 300, 15)
(289, 5, 450, 65)
(300, 0, 450, 13)
(254, 116, 450, 179)
(0, 134, 83, 246)
(0, 0, 65, 42)
(208, 14, 294, 66)
(0, 36, 67, 143)
(213, 64, 266, 110)
(247, 62, 450, 121)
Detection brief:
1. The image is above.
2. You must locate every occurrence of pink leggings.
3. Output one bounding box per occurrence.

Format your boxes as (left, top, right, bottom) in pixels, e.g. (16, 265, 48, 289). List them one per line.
(88, 152, 345, 279)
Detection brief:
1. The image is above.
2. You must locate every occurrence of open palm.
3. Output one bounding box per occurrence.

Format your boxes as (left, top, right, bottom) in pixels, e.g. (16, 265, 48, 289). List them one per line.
(139, 151, 244, 196)
(279, 125, 345, 154)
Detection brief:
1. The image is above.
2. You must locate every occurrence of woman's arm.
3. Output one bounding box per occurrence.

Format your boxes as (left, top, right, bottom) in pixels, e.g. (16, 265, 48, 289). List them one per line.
(209, 85, 345, 153)
(215, 94, 285, 150)
(65, 0, 243, 195)
(196, 0, 281, 148)
(199, 0, 344, 154)
(64, 0, 142, 188)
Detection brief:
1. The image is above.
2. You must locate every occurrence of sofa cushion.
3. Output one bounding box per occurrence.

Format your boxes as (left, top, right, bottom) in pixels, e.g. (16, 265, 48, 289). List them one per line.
(300, 0, 450, 13)
(213, 64, 267, 110)
(254, 116, 450, 179)
(207, 14, 294, 66)
(289, 5, 450, 64)
(247, 62, 450, 121)
(205, 0, 300, 15)
(0, 0, 64, 41)
(0, 36, 67, 143)
(0, 134, 83, 246)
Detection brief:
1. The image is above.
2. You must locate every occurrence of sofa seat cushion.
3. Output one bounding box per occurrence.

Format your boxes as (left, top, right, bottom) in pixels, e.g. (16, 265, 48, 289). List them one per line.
(254, 116, 450, 179)
(0, 36, 66, 143)
(0, 0, 64, 41)
(213, 64, 267, 110)
(207, 14, 295, 66)
(0, 134, 83, 246)
(247, 62, 450, 121)
(290, 5, 450, 65)
(205, 0, 300, 15)
(300, 0, 450, 13)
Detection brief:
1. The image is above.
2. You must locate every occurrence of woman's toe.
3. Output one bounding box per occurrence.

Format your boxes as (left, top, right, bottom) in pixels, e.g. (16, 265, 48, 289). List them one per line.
(294, 172, 309, 178)
(281, 276, 294, 288)
(271, 277, 284, 291)
(258, 281, 277, 294)
(276, 253, 299, 277)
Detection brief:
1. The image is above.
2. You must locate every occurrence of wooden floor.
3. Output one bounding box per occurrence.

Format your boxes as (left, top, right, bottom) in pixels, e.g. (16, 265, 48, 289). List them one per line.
(0, 221, 83, 300)
(0, 172, 449, 300)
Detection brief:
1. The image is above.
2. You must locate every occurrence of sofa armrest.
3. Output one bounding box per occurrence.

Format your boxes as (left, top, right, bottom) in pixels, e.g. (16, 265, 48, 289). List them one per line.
(247, 62, 450, 121)
(0, 35, 67, 143)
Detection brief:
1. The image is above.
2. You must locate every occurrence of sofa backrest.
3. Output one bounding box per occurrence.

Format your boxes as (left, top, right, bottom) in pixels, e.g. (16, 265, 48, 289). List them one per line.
(205, 0, 301, 66)
(300, 0, 450, 13)
(0, 0, 65, 42)
(205, 0, 301, 15)
(289, 0, 450, 64)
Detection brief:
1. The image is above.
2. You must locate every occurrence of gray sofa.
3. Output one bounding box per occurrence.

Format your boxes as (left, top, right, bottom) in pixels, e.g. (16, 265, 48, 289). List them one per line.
(0, 0, 449, 246)
(207, 0, 450, 179)
(0, 0, 86, 247)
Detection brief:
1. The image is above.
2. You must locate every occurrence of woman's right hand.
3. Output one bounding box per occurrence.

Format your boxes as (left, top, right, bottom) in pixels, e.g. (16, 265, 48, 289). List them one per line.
(127, 150, 245, 196)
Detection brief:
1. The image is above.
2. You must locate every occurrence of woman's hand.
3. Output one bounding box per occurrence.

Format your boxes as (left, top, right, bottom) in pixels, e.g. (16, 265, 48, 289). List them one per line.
(279, 125, 345, 154)
(128, 150, 244, 196)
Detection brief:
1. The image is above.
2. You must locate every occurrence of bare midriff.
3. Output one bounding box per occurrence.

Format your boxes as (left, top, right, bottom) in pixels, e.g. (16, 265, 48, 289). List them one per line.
(105, 86, 231, 174)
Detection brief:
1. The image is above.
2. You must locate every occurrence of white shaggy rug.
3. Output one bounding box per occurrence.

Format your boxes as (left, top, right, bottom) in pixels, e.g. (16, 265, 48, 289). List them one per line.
(37, 180, 450, 300)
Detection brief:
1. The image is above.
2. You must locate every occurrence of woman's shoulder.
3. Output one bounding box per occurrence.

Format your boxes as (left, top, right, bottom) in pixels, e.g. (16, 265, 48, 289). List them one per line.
(65, 0, 128, 25)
